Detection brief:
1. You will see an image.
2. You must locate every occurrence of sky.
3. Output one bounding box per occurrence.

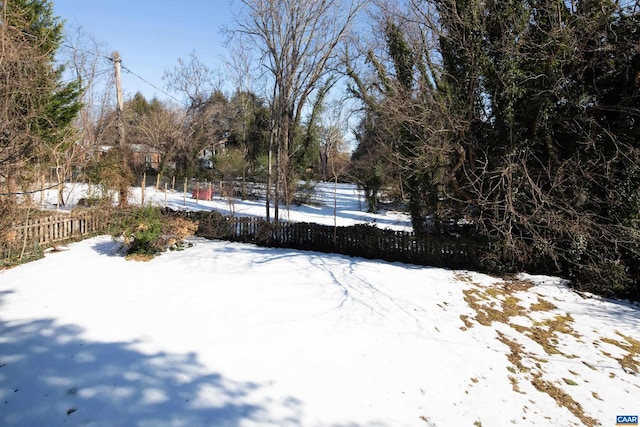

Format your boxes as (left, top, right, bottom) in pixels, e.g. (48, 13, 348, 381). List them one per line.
(53, 0, 236, 103)
(1, 182, 639, 426)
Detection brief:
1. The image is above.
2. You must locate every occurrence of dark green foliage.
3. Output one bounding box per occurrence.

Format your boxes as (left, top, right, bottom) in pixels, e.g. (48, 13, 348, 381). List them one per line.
(117, 207, 165, 256)
(386, 22, 415, 90)
(86, 147, 135, 201)
(0, 0, 83, 178)
(113, 207, 198, 257)
(293, 181, 317, 206)
(13, 0, 82, 144)
(444, 0, 640, 299)
(349, 0, 640, 299)
(185, 210, 233, 241)
(227, 90, 271, 178)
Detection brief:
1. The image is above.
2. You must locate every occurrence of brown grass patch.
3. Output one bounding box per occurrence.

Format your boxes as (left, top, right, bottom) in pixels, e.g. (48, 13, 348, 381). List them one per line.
(515, 314, 580, 358)
(462, 286, 528, 327)
(459, 314, 473, 330)
(503, 279, 535, 292)
(125, 253, 155, 262)
(600, 332, 640, 373)
(497, 332, 530, 373)
(455, 274, 477, 283)
(460, 275, 600, 425)
(530, 297, 557, 312)
(531, 374, 599, 426)
(509, 375, 524, 393)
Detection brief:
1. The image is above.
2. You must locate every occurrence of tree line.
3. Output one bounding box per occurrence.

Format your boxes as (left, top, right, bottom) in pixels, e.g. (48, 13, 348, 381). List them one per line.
(2, 0, 639, 298)
(348, 0, 640, 298)
(1, 0, 352, 210)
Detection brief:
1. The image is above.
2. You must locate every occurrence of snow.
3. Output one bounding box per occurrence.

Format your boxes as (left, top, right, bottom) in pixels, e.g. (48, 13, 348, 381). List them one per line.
(1, 183, 639, 426)
(39, 181, 413, 231)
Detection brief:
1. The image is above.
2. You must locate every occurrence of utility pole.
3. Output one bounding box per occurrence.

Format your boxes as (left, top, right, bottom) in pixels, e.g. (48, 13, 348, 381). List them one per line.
(113, 51, 128, 206)
(113, 51, 124, 145)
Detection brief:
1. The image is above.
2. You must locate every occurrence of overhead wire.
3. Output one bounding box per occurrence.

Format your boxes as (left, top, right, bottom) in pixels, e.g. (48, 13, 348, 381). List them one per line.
(0, 181, 68, 196)
(120, 63, 183, 104)
(58, 40, 182, 104)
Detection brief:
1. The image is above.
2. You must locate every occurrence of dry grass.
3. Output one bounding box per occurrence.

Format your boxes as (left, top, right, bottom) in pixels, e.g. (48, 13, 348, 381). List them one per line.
(497, 332, 530, 373)
(531, 374, 599, 426)
(503, 279, 534, 292)
(521, 314, 579, 357)
(530, 297, 557, 312)
(459, 275, 604, 425)
(509, 375, 524, 393)
(459, 314, 474, 330)
(125, 253, 156, 262)
(600, 331, 640, 373)
(462, 285, 528, 327)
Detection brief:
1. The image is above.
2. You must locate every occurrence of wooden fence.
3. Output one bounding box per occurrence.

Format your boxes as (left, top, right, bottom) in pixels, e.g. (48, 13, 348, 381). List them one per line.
(188, 212, 482, 270)
(1, 210, 111, 265)
(2, 208, 483, 271)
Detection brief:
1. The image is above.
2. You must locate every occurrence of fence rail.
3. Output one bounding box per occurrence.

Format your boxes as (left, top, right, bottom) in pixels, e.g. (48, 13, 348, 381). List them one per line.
(188, 212, 481, 270)
(2, 208, 482, 271)
(1, 210, 111, 264)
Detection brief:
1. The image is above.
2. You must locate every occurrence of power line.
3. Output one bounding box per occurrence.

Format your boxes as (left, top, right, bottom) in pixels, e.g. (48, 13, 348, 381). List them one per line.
(14, 25, 182, 105)
(59, 67, 113, 85)
(59, 41, 113, 63)
(0, 181, 67, 197)
(120, 63, 183, 104)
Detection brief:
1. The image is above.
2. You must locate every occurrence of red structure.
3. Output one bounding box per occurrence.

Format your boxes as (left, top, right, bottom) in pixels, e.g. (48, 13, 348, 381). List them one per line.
(192, 187, 213, 201)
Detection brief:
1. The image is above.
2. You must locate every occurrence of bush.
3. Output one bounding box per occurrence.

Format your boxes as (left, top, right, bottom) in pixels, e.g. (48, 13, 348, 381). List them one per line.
(293, 181, 317, 206)
(115, 207, 198, 258)
(189, 210, 232, 240)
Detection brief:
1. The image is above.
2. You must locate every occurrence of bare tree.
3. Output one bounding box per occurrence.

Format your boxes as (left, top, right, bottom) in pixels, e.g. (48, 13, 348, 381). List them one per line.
(226, 38, 255, 198)
(319, 100, 350, 233)
(163, 52, 217, 108)
(233, 0, 367, 221)
(50, 25, 116, 205)
(163, 53, 232, 177)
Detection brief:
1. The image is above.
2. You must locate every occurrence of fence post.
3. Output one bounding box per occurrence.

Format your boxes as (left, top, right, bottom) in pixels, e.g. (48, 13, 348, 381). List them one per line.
(183, 178, 187, 206)
(141, 173, 146, 206)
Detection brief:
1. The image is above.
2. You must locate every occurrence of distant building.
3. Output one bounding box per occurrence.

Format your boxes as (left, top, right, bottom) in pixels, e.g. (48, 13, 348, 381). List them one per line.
(128, 144, 163, 171)
(197, 138, 227, 170)
(97, 144, 163, 172)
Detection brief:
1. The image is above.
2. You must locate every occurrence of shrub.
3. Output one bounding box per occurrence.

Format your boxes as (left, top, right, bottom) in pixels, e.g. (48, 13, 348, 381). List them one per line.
(115, 207, 198, 258)
(189, 210, 232, 240)
(293, 181, 317, 206)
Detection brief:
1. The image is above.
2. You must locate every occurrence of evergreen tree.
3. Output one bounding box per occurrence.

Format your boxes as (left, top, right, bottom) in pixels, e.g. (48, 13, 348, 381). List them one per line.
(350, 0, 640, 298)
(436, 0, 640, 297)
(0, 0, 83, 182)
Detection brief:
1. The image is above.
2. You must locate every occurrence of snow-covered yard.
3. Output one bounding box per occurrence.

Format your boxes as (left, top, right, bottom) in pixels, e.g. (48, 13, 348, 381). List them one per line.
(0, 183, 638, 426)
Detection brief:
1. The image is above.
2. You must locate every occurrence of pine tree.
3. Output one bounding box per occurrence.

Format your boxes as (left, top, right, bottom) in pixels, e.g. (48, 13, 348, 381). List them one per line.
(0, 0, 83, 183)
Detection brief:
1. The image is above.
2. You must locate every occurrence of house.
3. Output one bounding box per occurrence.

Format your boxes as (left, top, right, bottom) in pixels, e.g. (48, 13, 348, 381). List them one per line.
(97, 144, 163, 172)
(197, 138, 227, 170)
(128, 144, 163, 171)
